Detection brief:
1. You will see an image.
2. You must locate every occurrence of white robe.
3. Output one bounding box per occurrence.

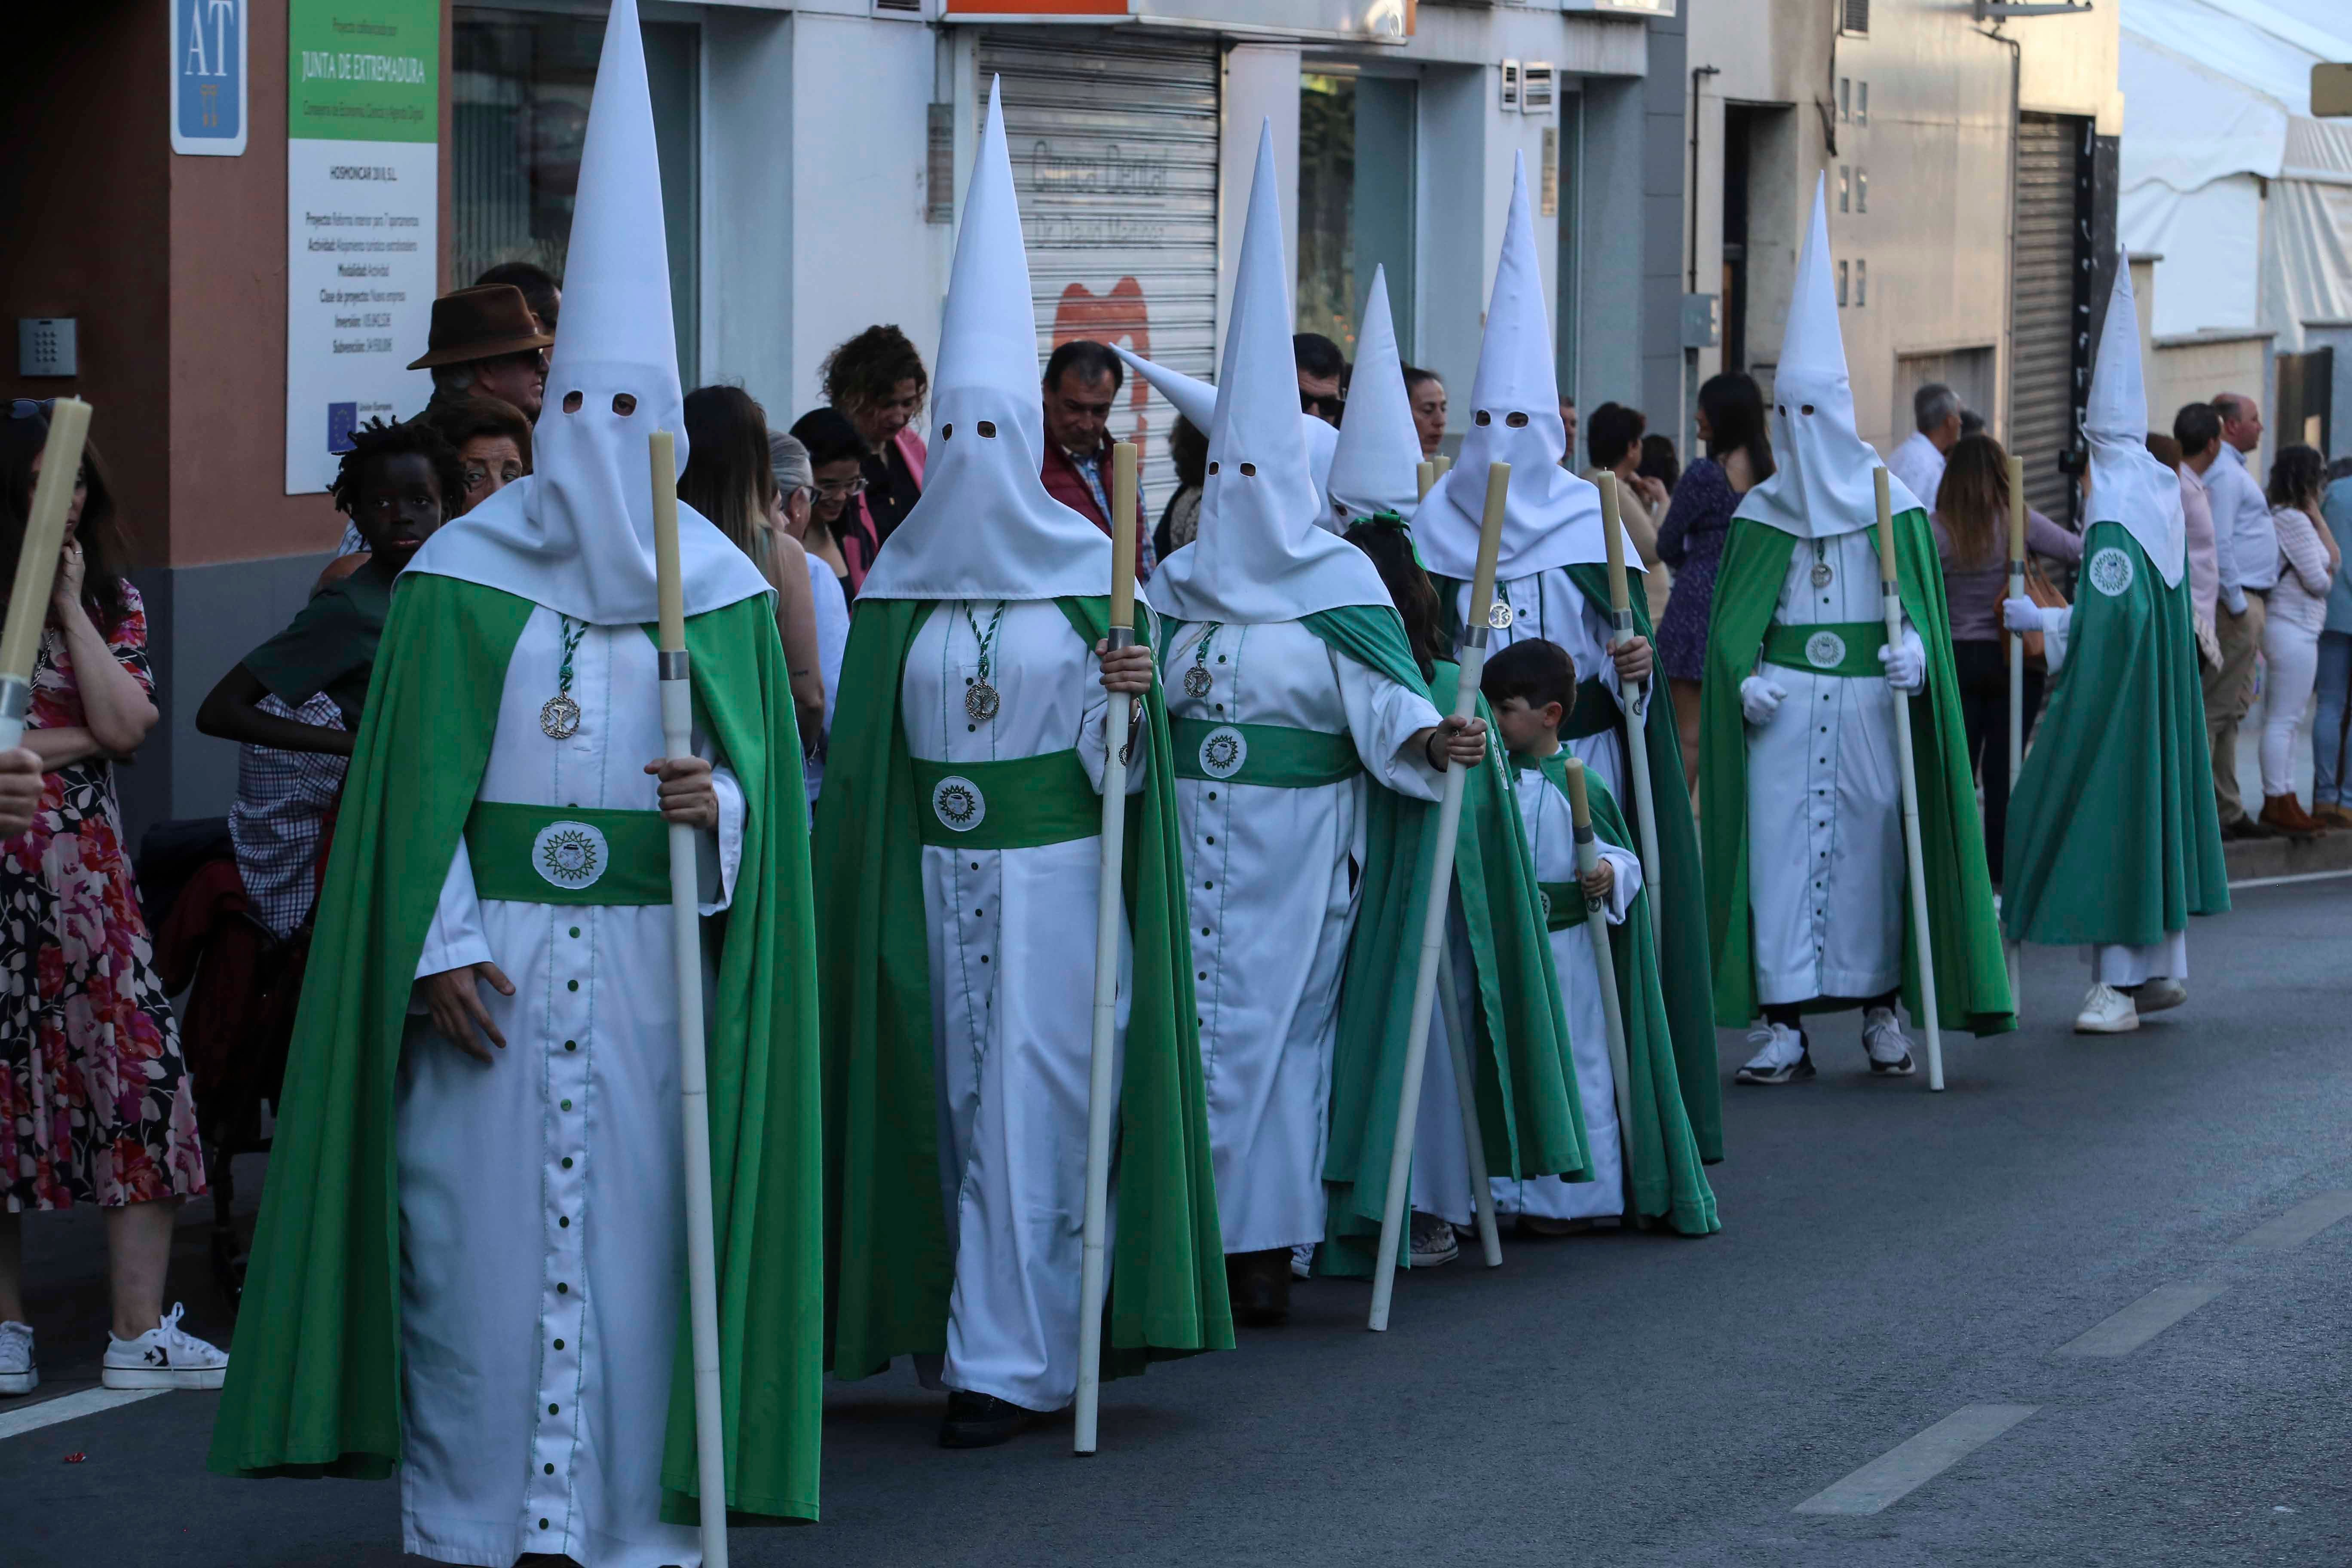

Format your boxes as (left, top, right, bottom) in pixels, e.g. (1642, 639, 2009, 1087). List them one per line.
(903, 599, 1141, 1413)
(1491, 761, 1641, 1220)
(398, 609, 745, 1568)
(1164, 617, 1441, 1254)
(1452, 569, 1629, 799)
(1745, 530, 1912, 1007)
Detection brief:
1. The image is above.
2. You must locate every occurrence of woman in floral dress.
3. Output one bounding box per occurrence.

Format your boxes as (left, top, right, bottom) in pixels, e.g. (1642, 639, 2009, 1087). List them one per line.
(0, 409, 227, 1397)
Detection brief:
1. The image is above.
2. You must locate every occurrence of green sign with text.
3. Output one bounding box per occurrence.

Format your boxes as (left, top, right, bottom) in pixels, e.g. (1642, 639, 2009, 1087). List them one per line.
(288, 0, 438, 144)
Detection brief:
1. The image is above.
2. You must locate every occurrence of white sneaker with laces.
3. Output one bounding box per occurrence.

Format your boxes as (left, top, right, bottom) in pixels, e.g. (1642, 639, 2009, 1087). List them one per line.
(2136, 977, 2187, 1014)
(1289, 1242, 1315, 1280)
(1735, 1023, 1813, 1085)
(0, 1320, 36, 1396)
(1862, 1006, 1917, 1076)
(1408, 1211, 1460, 1268)
(2074, 983, 2139, 1035)
(102, 1303, 229, 1390)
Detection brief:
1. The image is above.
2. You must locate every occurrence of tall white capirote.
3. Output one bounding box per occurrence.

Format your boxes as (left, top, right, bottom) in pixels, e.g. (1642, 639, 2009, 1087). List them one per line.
(408, 0, 768, 626)
(2081, 256, 2186, 587)
(1144, 122, 1395, 626)
(857, 81, 1118, 604)
(1325, 265, 1425, 529)
(1733, 175, 1923, 541)
(1114, 349, 1340, 522)
(1416, 154, 1632, 582)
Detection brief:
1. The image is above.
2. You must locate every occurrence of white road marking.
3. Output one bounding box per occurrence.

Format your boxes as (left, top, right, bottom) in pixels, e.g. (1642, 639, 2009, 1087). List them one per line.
(2228, 868, 2352, 891)
(2054, 1283, 2226, 1357)
(2236, 1191, 2352, 1251)
(0, 1385, 168, 1442)
(1793, 1404, 2039, 1515)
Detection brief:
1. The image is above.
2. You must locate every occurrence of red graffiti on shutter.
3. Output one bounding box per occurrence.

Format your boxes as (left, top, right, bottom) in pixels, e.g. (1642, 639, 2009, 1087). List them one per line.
(1053, 277, 1151, 472)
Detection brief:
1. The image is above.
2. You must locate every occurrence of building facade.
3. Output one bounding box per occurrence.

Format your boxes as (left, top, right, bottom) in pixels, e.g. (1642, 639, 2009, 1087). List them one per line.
(9, 0, 1688, 833)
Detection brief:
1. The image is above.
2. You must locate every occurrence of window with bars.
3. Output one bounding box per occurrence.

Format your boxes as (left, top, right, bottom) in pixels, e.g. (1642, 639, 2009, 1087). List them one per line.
(1841, 0, 1869, 37)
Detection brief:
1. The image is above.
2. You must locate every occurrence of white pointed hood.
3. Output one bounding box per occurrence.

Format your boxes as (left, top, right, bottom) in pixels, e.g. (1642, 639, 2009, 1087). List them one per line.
(1325, 265, 1424, 529)
(1113, 348, 1339, 524)
(858, 82, 1115, 604)
(1145, 123, 1395, 626)
(1734, 176, 1920, 541)
(1417, 154, 1626, 582)
(407, 0, 767, 625)
(2083, 256, 2184, 587)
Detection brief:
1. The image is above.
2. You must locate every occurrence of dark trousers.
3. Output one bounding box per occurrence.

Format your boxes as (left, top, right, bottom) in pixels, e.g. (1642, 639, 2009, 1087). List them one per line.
(1953, 639, 2043, 886)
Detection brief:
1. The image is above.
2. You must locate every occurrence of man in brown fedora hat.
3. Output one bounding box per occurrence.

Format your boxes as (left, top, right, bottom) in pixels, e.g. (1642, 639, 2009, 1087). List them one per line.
(407, 283, 553, 420)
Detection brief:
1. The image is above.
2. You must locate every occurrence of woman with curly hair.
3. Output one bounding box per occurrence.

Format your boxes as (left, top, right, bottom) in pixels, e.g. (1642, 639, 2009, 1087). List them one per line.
(823, 322, 930, 549)
(0, 404, 229, 1398)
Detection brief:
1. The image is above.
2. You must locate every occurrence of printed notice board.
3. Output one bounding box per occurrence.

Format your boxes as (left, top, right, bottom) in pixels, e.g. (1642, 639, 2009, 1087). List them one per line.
(285, 0, 438, 493)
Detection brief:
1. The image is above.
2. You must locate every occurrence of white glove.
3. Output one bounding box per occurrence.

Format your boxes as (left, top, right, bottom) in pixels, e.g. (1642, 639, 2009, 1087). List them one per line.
(1879, 629, 1926, 694)
(1739, 674, 1788, 726)
(2002, 596, 2046, 634)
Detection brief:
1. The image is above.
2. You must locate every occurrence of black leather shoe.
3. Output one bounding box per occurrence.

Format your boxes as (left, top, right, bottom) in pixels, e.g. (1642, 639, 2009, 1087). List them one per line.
(1225, 1248, 1292, 1326)
(939, 1390, 1032, 1449)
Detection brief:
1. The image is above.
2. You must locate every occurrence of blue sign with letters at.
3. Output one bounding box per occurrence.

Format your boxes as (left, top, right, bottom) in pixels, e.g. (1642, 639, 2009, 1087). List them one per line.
(173, 0, 247, 156)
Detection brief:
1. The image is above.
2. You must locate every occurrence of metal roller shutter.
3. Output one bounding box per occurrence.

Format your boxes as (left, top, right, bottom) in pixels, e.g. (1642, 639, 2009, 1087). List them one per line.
(2010, 113, 2091, 524)
(981, 29, 1220, 519)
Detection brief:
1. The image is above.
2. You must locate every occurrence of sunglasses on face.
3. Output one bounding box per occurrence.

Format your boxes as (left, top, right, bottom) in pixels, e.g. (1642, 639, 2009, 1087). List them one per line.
(1301, 391, 1345, 419)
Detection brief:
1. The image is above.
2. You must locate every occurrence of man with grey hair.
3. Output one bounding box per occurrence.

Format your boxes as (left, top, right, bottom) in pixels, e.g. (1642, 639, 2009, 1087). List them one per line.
(2203, 389, 2276, 837)
(769, 429, 848, 811)
(1887, 380, 1963, 505)
(404, 283, 553, 420)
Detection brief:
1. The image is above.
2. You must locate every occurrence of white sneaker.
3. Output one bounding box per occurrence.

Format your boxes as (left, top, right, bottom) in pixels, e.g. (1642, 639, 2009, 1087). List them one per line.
(0, 1320, 36, 1396)
(1408, 1211, 1460, 1268)
(1735, 1023, 1813, 1085)
(2074, 983, 2140, 1035)
(2136, 977, 2187, 1014)
(1289, 1242, 1315, 1280)
(1862, 1006, 1917, 1076)
(102, 1303, 229, 1390)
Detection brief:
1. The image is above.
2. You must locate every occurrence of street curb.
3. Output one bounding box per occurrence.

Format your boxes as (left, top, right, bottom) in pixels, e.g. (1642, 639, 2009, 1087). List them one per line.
(2223, 829, 2352, 882)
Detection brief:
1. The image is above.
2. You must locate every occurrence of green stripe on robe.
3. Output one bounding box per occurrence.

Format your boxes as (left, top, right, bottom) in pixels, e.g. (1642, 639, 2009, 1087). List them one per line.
(206, 575, 827, 1527)
(1696, 510, 2015, 1036)
(2003, 522, 2229, 943)
(813, 596, 1231, 1384)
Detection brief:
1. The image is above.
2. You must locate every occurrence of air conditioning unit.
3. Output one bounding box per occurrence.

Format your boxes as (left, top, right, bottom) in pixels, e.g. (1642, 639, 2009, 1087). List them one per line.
(1500, 60, 1521, 112)
(1522, 62, 1556, 115)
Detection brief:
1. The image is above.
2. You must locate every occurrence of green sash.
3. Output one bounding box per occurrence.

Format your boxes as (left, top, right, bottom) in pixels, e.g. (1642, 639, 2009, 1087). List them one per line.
(909, 751, 1099, 849)
(1536, 882, 1590, 931)
(1169, 718, 1362, 788)
(463, 802, 670, 906)
(1760, 619, 1888, 679)
(1697, 511, 2015, 1035)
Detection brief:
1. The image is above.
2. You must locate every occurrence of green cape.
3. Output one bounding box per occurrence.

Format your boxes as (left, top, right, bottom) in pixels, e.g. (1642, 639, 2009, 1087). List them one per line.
(1697, 511, 2015, 1035)
(1523, 757, 1720, 1236)
(1268, 608, 1588, 1278)
(2004, 524, 2230, 942)
(813, 596, 1231, 1382)
(1433, 566, 1722, 1164)
(207, 574, 827, 1526)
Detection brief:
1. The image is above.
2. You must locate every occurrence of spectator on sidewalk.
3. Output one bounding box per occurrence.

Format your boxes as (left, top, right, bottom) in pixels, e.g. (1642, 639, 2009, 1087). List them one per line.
(2314, 462, 2352, 827)
(0, 408, 227, 1397)
(473, 259, 561, 334)
(1657, 371, 1772, 790)
(790, 406, 876, 598)
(1888, 382, 1963, 505)
(1404, 364, 1446, 459)
(1639, 432, 1681, 496)
(2254, 445, 2338, 835)
(769, 431, 847, 812)
(1038, 340, 1154, 577)
(1559, 395, 1578, 459)
(823, 324, 928, 548)
(1295, 332, 1347, 425)
(1930, 433, 2082, 884)
(405, 284, 553, 422)
(2169, 407, 2224, 671)
(423, 393, 531, 516)
(1580, 401, 1672, 622)
(1153, 415, 1209, 561)
(2199, 391, 2276, 839)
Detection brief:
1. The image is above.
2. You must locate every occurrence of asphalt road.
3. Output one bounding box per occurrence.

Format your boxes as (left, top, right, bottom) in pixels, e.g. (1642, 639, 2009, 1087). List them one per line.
(6, 874, 2349, 1568)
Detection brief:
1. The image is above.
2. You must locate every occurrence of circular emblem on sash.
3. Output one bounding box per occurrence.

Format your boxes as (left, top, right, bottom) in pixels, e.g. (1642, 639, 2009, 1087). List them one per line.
(931, 775, 986, 833)
(2089, 546, 2134, 598)
(533, 821, 608, 891)
(1804, 630, 1849, 671)
(1198, 725, 1248, 780)
(1486, 600, 1515, 631)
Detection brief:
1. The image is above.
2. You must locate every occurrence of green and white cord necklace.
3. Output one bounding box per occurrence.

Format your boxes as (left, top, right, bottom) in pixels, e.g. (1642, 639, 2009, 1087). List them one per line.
(1183, 622, 1224, 699)
(962, 600, 1008, 724)
(540, 616, 591, 739)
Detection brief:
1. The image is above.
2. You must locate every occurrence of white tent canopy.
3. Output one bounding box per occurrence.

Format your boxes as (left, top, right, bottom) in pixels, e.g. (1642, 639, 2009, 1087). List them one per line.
(2119, 0, 2352, 348)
